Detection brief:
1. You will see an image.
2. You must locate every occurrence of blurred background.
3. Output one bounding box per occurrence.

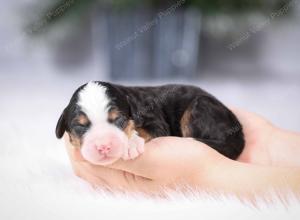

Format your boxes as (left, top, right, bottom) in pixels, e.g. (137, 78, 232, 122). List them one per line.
(1, 0, 300, 148)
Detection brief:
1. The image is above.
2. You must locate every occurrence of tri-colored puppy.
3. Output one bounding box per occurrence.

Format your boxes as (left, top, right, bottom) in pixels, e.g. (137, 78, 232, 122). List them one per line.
(56, 81, 245, 165)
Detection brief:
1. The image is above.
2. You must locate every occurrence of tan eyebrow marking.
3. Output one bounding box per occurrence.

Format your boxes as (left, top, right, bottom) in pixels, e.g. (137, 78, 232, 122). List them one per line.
(108, 109, 121, 121)
(77, 114, 89, 125)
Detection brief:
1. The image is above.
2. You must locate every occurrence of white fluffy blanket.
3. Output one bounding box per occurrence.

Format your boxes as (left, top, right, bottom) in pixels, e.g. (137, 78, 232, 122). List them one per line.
(1, 75, 300, 220)
(1, 140, 300, 220)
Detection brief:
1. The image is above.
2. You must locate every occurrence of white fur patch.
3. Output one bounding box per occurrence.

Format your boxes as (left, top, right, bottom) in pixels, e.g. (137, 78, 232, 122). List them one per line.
(78, 81, 110, 123)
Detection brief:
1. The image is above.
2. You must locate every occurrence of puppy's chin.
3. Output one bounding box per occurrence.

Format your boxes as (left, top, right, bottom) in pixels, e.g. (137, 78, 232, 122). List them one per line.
(84, 155, 120, 166)
(80, 144, 123, 166)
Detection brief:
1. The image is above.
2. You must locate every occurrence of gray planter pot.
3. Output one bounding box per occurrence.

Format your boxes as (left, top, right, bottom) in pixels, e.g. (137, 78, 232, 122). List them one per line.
(94, 7, 201, 81)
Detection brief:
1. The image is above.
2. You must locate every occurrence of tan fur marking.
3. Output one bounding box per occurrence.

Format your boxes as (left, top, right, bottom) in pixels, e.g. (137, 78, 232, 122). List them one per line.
(77, 115, 89, 125)
(108, 109, 120, 121)
(123, 120, 136, 138)
(123, 120, 153, 142)
(180, 108, 192, 137)
(136, 128, 153, 142)
(69, 133, 81, 148)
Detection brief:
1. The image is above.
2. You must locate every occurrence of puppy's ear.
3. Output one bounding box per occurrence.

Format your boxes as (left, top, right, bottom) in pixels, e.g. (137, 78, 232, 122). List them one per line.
(55, 108, 68, 139)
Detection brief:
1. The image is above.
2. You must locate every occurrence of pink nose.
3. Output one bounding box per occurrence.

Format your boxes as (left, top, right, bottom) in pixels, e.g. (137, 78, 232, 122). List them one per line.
(96, 144, 111, 155)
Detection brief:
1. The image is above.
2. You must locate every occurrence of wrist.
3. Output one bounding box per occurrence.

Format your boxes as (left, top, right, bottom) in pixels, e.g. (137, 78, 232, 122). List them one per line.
(197, 155, 300, 199)
(269, 127, 300, 167)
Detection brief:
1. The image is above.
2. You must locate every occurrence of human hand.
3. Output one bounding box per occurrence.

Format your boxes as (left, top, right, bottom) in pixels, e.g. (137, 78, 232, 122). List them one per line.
(64, 135, 226, 194)
(64, 133, 300, 197)
(232, 107, 300, 167)
(63, 107, 300, 196)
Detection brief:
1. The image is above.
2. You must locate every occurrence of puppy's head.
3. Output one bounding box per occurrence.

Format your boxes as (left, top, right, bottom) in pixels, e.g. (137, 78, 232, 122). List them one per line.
(56, 81, 135, 165)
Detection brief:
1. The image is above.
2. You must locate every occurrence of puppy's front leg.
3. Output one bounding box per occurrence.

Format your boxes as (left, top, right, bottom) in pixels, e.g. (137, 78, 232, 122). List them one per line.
(122, 131, 145, 160)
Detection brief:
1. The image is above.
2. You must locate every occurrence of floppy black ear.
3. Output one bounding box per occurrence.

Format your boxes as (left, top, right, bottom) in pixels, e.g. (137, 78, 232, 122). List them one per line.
(55, 108, 67, 139)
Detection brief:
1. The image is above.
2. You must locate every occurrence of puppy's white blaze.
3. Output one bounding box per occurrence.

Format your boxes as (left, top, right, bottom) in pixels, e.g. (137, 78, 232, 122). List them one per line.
(78, 82, 110, 123)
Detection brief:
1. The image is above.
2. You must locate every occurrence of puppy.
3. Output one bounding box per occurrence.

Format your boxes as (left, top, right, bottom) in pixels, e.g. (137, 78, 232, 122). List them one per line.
(56, 81, 245, 165)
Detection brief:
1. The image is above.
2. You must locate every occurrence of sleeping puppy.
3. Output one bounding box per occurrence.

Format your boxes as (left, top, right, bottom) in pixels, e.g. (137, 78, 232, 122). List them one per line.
(56, 81, 245, 165)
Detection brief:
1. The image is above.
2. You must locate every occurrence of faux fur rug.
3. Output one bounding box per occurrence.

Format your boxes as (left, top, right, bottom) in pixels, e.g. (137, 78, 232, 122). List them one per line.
(1, 138, 300, 220)
(1, 74, 300, 220)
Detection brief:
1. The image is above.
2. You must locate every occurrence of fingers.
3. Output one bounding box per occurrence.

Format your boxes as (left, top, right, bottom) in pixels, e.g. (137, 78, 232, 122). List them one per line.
(108, 137, 216, 180)
(64, 133, 210, 181)
(73, 156, 165, 193)
(63, 134, 161, 193)
(63, 134, 222, 192)
(228, 107, 265, 138)
(63, 134, 86, 162)
(228, 107, 255, 123)
(229, 106, 271, 128)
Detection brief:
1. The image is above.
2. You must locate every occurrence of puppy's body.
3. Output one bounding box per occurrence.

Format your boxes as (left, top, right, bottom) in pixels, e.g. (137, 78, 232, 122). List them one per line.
(56, 82, 244, 165)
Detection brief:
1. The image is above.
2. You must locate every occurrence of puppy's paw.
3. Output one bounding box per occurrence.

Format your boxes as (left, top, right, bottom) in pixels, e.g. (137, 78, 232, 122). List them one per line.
(122, 132, 145, 160)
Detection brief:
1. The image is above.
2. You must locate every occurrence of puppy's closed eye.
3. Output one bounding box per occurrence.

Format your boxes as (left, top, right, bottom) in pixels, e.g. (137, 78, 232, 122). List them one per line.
(71, 114, 90, 136)
(115, 116, 127, 128)
(73, 124, 88, 135)
(108, 116, 127, 129)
